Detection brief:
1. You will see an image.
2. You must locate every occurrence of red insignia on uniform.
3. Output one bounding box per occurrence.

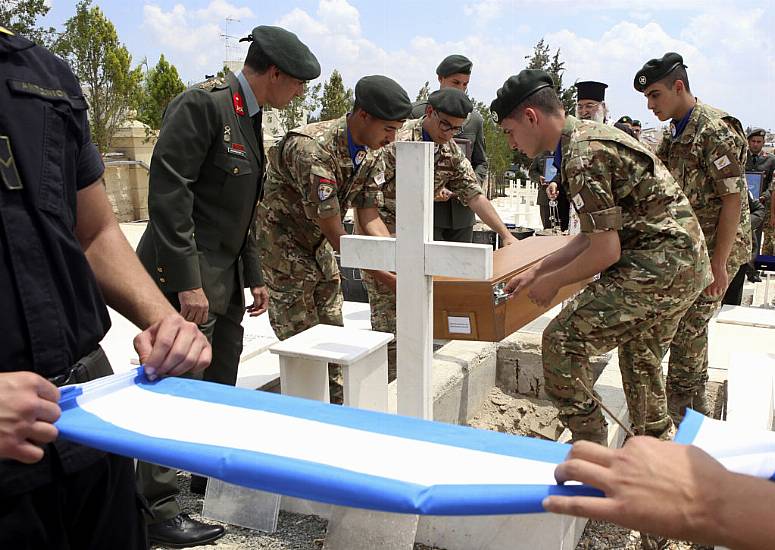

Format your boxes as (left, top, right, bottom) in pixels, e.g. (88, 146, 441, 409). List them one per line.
(231, 143, 245, 151)
(233, 93, 245, 116)
(318, 177, 336, 185)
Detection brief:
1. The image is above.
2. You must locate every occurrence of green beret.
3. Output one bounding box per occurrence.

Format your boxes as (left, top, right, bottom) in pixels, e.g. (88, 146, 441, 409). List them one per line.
(490, 69, 553, 123)
(616, 115, 633, 125)
(240, 26, 320, 81)
(634, 52, 686, 92)
(428, 88, 473, 118)
(436, 54, 473, 77)
(355, 75, 412, 121)
(748, 127, 766, 139)
(631, 119, 642, 127)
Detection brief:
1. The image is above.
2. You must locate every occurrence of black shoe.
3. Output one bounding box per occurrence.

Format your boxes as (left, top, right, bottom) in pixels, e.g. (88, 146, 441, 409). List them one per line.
(747, 272, 762, 283)
(189, 474, 207, 496)
(148, 513, 224, 548)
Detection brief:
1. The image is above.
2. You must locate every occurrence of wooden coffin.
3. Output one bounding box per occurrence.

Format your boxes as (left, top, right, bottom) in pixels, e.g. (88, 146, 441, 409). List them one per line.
(433, 235, 589, 341)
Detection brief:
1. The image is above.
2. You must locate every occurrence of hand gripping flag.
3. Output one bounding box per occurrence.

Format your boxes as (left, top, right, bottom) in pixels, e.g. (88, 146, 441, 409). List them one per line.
(56, 368, 599, 515)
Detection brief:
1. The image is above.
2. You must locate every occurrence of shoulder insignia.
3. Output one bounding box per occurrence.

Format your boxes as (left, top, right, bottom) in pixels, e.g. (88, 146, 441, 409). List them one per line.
(196, 76, 227, 92)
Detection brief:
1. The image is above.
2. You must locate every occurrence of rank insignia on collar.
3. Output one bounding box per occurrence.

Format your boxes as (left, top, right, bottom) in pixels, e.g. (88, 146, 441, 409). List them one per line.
(669, 122, 677, 138)
(354, 149, 367, 166)
(233, 93, 245, 116)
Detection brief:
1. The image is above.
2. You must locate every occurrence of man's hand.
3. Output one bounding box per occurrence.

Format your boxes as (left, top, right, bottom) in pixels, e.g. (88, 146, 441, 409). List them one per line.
(178, 288, 209, 325)
(504, 267, 537, 297)
(435, 188, 455, 202)
(0, 372, 61, 464)
(246, 285, 269, 317)
(134, 314, 211, 380)
(543, 438, 728, 545)
(539, 176, 546, 185)
(546, 181, 559, 200)
(703, 258, 728, 298)
(372, 270, 397, 293)
(501, 234, 518, 247)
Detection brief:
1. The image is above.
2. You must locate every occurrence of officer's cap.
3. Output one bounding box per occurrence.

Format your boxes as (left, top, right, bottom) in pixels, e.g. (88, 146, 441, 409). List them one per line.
(748, 127, 766, 139)
(616, 115, 633, 125)
(428, 88, 473, 119)
(576, 81, 608, 102)
(631, 119, 642, 127)
(490, 69, 554, 124)
(633, 52, 686, 92)
(354, 75, 412, 121)
(240, 26, 320, 81)
(436, 54, 473, 77)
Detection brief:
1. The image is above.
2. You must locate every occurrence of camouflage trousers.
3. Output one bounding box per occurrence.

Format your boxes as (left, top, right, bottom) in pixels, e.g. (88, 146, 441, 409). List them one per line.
(666, 265, 734, 421)
(543, 278, 699, 445)
(361, 271, 397, 382)
(263, 265, 344, 403)
(762, 209, 775, 255)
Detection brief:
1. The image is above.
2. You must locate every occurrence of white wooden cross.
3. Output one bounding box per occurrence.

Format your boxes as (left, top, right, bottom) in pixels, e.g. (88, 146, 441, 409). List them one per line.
(341, 141, 493, 420)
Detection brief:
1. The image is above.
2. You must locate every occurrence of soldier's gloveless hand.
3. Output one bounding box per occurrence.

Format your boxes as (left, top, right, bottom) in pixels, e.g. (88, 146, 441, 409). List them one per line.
(178, 288, 210, 325)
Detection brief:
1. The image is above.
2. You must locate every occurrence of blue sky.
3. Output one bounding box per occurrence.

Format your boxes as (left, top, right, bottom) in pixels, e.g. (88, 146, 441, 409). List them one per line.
(41, 0, 775, 130)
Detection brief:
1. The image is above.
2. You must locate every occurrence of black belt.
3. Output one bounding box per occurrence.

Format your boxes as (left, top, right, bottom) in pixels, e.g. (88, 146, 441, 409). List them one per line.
(48, 346, 114, 387)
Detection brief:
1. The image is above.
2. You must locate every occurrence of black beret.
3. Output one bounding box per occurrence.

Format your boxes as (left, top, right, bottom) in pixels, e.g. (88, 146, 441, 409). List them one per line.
(631, 119, 642, 127)
(616, 115, 633, 125)
(428, 88, 473, 118)
(576, 81, 608, 102)
(355, 75, 412, 121)
(634, 52, 686, 92)
(490, 69, 553, 123)
(436, 54, 473, 77)
(748, 127, 766, 139)
(240, 26, 320, 81)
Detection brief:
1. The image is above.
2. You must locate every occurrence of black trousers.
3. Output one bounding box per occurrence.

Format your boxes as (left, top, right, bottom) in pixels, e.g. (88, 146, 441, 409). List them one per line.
(433, 225, 474, 243)
(0, 454, 147, 550)
(722, 264, 746, 306)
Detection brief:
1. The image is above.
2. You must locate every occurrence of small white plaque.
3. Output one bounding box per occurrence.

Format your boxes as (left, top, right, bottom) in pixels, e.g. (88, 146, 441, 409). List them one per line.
(447, 316, 472, 334)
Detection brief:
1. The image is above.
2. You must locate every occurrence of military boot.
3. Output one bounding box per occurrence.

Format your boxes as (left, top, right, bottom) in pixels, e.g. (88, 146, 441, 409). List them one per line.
(667, 391, 693, 424)
(690, 385, 711, 416)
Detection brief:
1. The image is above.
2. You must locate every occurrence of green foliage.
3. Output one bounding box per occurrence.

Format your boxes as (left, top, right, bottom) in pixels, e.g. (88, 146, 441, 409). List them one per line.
(137, 54, 185, 131)
(277, 82, 322, 131)
(0, 0, 55, 46)
(416, 81, 430, 102)
(475, 99, 513, 195)
(319, 70, 353, 121)
(53, 0, 143, 152)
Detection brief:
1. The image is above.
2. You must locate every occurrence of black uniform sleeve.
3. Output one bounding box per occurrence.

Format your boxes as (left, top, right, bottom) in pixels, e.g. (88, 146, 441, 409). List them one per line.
(75, 96, 104, 190)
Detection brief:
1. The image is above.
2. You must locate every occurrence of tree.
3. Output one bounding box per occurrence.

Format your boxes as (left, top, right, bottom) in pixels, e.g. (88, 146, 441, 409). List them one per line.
(319, 70, 353, 121)
(53, 0, 143, 152)
(0, 0, 55, 45)
(277, 82, 322, 132)
(137, 54, 185, 131)
(475, 100, 513, 196)
(416, 81, 430, 102)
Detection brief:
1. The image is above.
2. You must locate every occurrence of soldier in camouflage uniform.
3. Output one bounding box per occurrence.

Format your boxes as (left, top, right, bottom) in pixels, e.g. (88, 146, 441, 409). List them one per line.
(492, 70, 710, 444)
(635, 53, 751, 421)
(256, 75, 412, 400)
(363, 88, 517, 379)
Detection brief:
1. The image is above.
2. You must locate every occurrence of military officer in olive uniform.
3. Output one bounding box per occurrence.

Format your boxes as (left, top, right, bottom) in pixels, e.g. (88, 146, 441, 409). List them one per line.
(635, 53, 751, 421)
(364, 88, 517, 380)
(494, 70, 709, 445)
(135, 26, 320, 547)
(412, 54, 487, 243)
(256, 76, 411, 400)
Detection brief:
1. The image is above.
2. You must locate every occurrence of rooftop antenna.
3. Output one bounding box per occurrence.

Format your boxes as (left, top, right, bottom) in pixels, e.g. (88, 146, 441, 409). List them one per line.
(221, 16, 241, 70)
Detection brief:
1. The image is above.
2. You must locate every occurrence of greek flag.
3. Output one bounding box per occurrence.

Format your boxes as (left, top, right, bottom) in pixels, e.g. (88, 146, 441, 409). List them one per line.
(56, 368, 598, 515)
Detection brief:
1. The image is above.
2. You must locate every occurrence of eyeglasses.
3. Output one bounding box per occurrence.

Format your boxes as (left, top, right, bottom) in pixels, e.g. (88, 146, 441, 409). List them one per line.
(433, 111, 464, 135)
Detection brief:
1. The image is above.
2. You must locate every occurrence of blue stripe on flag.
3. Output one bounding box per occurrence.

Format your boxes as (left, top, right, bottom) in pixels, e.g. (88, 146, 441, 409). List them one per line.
(674, 409, 704, 444)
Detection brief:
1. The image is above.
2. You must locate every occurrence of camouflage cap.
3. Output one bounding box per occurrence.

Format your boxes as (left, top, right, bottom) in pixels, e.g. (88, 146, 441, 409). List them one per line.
(634, 52, 686, 92)
(748, 127, 766, 139)
(436, 54, 473, 77)
(240, 26, 320, 81)
(354, 75, 412, 121)
(428, 88, 473, 118)
(490, 69, 553, 124)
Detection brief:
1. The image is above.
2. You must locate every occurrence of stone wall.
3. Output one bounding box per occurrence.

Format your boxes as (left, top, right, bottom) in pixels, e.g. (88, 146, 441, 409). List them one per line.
(104, 162, 149, 222)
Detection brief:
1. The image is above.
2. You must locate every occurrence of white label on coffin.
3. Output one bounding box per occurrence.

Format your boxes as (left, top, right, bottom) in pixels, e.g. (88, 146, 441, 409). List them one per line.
(448, 316, 472, 334)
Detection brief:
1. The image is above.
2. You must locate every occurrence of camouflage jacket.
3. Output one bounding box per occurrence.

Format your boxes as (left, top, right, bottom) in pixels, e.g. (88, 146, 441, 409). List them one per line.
(559, 115, 711, 293)
(378, 117, 483, 231)
(255, 115, 384, 280)
(656, 100, 751, 269)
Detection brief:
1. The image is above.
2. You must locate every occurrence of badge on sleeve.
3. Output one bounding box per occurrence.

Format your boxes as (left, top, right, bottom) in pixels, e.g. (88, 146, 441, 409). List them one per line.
(572, 193, 584, 211)
(233, 93, 245, 116)
(318, 177, 336, 201)
(713, 155, 731, 171)
(0, 136, 23, 190)
(374, 172, 385, 186)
